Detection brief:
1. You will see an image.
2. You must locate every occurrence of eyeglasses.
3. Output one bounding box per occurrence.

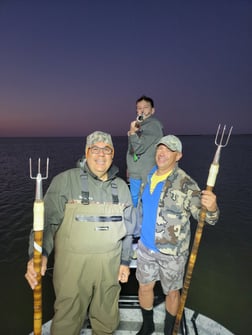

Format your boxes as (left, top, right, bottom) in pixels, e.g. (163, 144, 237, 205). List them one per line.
(89, 146, 113, 155)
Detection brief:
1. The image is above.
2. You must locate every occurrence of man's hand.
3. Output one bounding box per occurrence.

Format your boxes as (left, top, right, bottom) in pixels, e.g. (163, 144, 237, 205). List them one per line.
(201, 190, 217, 212)
(118, 265, 130, 283)
(24, 255, 48, 289)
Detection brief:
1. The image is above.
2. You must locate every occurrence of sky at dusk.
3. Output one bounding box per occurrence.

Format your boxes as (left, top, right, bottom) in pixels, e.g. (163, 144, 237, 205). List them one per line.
(0, 0, 251, 137)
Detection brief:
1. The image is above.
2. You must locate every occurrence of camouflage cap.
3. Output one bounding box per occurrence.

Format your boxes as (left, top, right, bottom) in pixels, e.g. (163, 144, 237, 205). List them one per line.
(156, 134, 182, 153)
(85, 130, 114, 151)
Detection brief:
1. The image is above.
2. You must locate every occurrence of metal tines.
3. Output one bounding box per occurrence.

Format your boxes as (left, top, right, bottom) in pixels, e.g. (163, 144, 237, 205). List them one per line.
(215, 124, 233, 147)
(29, 158, 49, 200)
(213, 124, 233, 164)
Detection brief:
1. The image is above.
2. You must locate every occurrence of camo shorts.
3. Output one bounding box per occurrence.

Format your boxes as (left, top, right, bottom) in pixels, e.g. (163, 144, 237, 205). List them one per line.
(136, 241, 188, 294)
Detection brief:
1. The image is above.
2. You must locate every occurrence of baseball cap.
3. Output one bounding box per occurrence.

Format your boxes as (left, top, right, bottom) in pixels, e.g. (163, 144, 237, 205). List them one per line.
(156, 135, 182, 153)
(85, 131, 114, 154)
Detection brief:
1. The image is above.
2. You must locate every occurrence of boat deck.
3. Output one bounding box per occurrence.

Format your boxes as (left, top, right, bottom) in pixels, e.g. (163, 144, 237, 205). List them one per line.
(29, 302, 234, 335)
(29, 245, 234, 335)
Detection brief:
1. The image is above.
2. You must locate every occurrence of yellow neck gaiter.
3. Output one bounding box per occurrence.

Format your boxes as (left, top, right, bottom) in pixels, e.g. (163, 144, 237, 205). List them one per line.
(150, 170, 172, 194)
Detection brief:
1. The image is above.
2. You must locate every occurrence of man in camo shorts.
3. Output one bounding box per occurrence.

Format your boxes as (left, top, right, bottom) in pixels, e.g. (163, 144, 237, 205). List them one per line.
(135, 135, 219, 335)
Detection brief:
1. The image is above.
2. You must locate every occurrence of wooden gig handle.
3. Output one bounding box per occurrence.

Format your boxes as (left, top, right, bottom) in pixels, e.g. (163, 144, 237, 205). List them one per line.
(33, 200, 44, 335)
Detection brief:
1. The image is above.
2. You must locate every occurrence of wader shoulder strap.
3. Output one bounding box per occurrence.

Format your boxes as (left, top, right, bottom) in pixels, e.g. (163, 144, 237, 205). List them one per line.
(80, 170, 119, 204)
(80, 171, 89, 204)
(111, 180, 119, 204)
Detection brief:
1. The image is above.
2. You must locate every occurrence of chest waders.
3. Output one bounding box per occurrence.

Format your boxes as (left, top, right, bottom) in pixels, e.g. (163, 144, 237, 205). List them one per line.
(51, 172, 127, 335)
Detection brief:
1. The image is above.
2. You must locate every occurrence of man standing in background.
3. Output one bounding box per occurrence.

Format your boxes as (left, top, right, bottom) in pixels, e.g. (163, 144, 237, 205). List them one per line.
(127, 95, 164, 207)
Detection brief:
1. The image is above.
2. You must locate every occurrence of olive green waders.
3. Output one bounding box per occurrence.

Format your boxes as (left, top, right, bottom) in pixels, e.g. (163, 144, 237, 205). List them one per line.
(51, 202, 127, 335)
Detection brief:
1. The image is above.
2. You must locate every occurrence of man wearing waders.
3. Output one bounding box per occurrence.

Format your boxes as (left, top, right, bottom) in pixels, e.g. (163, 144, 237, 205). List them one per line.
(25, 131, 136, 335)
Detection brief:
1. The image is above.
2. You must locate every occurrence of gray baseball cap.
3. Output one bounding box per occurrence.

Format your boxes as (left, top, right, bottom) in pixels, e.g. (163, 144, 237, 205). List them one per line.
(156, 135, 182, 153)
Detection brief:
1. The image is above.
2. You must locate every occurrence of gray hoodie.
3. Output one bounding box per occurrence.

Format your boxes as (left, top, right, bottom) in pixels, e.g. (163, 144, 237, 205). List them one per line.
(126, 115, 164, 181)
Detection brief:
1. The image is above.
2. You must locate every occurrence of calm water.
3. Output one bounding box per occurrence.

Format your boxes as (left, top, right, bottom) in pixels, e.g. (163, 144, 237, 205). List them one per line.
(0, 135, 251, 334)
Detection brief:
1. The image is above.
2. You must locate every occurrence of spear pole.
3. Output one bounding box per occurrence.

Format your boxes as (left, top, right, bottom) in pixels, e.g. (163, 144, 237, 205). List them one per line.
(30, 158, 49, 335)
(172, 125, 232, 335)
